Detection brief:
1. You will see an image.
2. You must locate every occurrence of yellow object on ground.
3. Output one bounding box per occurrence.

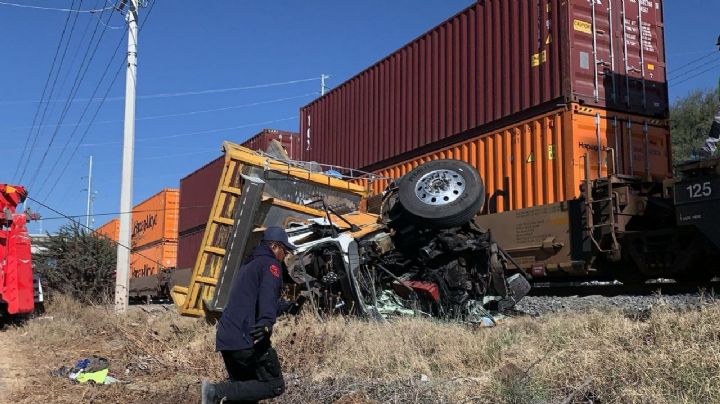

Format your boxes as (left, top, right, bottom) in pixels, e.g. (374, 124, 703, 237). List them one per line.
(75, 368, 108, 384)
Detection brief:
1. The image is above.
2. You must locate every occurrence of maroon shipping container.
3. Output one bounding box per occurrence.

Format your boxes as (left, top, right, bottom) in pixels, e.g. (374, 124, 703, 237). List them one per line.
(300, 0, 667, 171)
(178, 156, 224, 235)
(177, 230, 204, 269)
(241, 128, 301, 160)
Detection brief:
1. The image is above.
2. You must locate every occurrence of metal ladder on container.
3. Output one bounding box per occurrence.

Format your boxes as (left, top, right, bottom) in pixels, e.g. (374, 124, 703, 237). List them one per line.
(582, 149, 621, 261)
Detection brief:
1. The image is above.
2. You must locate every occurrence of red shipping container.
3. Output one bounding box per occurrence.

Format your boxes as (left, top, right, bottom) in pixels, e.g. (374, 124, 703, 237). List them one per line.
(178, 156, 224, 235)
(299, 0, 667, 171)
(241, 128, 301, 160)
(177, 229, 204, 270)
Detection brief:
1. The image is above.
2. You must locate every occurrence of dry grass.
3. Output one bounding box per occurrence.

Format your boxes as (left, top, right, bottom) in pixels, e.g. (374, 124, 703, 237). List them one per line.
(3, 296, 720, 403)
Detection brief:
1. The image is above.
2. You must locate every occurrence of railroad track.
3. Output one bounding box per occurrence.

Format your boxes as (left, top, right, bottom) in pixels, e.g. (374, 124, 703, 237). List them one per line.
(529, 280, 720, 297)
(515, 280, 720, 317)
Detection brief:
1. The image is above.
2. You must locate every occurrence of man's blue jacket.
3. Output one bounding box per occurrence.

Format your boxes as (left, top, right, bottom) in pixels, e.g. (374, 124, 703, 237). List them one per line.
(216, 243, 289, 351)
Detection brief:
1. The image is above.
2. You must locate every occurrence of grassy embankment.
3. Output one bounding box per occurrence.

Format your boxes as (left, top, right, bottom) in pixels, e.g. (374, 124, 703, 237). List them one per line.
(3, 295, 719, 403)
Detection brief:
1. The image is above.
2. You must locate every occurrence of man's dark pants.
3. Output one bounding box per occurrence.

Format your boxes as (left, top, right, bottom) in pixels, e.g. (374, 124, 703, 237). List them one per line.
(213, 347, 285, 403)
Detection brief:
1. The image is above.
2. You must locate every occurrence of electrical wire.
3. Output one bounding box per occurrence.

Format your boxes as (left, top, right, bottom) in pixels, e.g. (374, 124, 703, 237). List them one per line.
(18, 0, 83, 182)
(12, 0, 78, 181)
(139, 0, 156, 31)
(21, 0, 109, 184)
(0, 77, 322, 106)
(133, 77, 321, 100)
(40, 1, 161, 200)
(668, 55, 720, 81)
(122, 93, 313, 123)
(671, 62, 720, 86)
(40, 60, 125, 200)
(667, 49, 718, 75)
(0, 1, 114, 13)
(35, 30, 129, 197)
(33, 203, 215, 221)
(4, 93, 307, 132)
(26, 3, 119, 189)
(26, 196, 171, 270)
(6, 115, 298, 153)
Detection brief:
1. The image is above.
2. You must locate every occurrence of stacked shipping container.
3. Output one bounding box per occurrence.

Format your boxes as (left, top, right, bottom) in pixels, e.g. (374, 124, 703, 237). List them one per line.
(96, 190, 180, 278)
(299, 0, 669, 192)
(360, 104, 670, 213)
(241, 128, 301, 159)
(177, 157, 225, 269)
(96, 218, 119, 242)
(129, 189, 179, 278)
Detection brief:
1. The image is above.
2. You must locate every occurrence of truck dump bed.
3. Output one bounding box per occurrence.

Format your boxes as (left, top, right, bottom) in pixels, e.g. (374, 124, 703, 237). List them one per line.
(171, 142, 371, 317)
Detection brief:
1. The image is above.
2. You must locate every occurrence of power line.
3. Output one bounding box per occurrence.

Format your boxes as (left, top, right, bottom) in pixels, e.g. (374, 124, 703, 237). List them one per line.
(6, 94, 309, 132)
(26, 196, 171, 270)
(12, 0, 79, 181)
(40, 1, 160, 200)
(0, 77, 322, 106)
(0, 1, 114, 13)
(20, 0, 105, 184)
(16, 0, 85, 182)
(122, 93, 314, 122)
(35, 203, 215, 221)
(26, 3, 119, 189)
(672, 62, 720, 86)
(35, 30, 129, 197)
(7, 115, 299, 153)
(138, 0, 156, 31)
(668, 55, 720, 81)
(40, 60, 125, 200)
(668, 49, 718, 75)
(131, 116, 299, 142)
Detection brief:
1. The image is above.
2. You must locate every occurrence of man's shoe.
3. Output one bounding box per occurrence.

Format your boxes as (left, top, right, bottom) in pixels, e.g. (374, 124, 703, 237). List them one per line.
(201, 381, 216, 404)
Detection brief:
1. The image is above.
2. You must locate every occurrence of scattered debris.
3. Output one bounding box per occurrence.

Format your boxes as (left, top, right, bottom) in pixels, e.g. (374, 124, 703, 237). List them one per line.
(50, 355, 121, 385)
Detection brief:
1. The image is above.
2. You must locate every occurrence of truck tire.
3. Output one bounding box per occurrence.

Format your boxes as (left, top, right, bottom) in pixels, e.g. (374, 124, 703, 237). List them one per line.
(397, 160, 485, 229)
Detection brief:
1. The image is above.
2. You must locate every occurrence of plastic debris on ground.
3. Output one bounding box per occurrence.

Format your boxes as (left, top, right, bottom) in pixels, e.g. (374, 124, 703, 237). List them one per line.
(465, 300, 505, 327)
(49, 355, 122, 385)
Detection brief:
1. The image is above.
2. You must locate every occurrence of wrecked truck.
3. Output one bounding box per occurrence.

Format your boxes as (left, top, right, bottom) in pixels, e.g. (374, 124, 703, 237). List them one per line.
(171, 142, 529, 321)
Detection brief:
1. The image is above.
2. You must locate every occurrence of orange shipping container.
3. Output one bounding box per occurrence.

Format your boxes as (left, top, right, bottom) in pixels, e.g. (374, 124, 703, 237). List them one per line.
(96, 218, 119, 242)
(130, 241, 177, 278)
(132, 189, 179, 249)
(361, 104, 671, 214)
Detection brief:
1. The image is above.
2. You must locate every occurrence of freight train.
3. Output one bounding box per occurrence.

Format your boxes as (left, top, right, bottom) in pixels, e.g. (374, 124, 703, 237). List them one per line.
(88, 0, 720, 306)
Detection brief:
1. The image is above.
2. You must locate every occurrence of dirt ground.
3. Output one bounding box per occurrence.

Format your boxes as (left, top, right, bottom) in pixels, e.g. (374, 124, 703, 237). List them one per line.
(0, 328, 30, 402)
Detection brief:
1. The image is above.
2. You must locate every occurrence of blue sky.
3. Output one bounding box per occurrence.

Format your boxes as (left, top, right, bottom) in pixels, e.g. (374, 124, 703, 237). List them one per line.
(1, 0, 718, 233)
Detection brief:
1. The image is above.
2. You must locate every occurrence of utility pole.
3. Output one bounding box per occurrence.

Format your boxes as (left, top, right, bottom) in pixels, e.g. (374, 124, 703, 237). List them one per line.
(321, 74, 329, 96)
(115, 0, 139, 313)
(85, 155, 93, 228)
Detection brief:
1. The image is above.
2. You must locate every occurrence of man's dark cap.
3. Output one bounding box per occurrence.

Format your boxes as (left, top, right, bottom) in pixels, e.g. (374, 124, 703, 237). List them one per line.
(262, 226, 297, 251)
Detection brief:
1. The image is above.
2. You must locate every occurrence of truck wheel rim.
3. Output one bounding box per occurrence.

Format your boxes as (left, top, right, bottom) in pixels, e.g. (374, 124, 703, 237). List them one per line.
(414, 169, 465, 206)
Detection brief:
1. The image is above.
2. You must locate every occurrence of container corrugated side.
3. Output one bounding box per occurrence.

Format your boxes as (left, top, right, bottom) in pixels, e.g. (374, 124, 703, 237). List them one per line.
(357, 104, 671, 213)
(177, 229, 203, 270)
(299, 0, 667, 171)
(178, 156, 224, 235)
(131, 189, 179, 249)
(241, 129, 301, 160)
(95, 218, 119, 242)
(130, 241, 178, 278)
